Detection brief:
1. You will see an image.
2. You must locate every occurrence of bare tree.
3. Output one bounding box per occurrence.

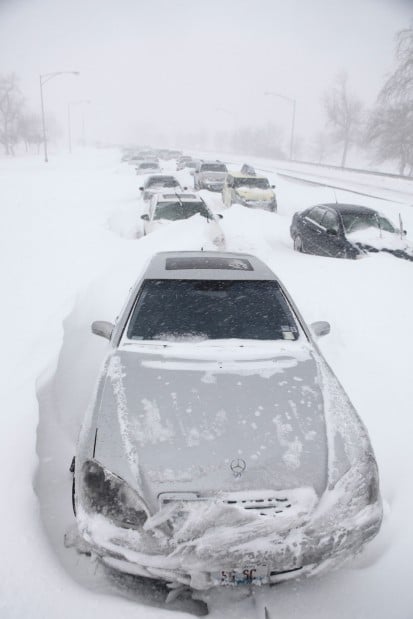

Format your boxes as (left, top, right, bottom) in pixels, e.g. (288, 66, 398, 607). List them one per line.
(18, 113, 43, 153)
(380, 26, 413, 104)
(367, 104, 413, 176)
(0, 74, 24, 156)
(366, 26, 413, 175)
(323, 73, 364, 167)
(310, 131, 331, 164)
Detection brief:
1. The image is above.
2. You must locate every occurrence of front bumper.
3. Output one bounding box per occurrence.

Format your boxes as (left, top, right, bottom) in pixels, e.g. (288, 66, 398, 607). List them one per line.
(238, 200, 277, 212)
(77, 500, 382, 590)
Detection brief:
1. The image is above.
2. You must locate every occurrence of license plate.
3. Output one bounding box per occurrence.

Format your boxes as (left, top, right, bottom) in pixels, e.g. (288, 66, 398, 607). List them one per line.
(214, 565, 268, 586)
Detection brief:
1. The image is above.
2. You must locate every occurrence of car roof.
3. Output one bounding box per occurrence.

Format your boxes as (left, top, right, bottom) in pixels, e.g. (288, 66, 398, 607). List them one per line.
(228, 171, 268, 180)
(143, 251, 277, 280)
(146, 174, 177, 182)
(315, 203, 377, 216)
(156, 192, 201, 201)
(200, 160, 226, 165)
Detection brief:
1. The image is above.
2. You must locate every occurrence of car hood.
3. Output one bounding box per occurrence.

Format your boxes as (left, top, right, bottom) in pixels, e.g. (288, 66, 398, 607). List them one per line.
(347, 228, 413, 255)
(235, 187, 274, 201)
(93, 342, 328, 511)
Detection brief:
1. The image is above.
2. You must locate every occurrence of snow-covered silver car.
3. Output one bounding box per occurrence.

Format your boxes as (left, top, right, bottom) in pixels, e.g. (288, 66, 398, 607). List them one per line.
(194, 161, 228, 191)
(73, 251, 382, 590)
(139, 174, 183, 203)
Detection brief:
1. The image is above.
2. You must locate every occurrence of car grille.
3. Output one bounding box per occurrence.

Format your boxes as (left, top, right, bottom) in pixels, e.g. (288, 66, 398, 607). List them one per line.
(159, 491, 297, 518)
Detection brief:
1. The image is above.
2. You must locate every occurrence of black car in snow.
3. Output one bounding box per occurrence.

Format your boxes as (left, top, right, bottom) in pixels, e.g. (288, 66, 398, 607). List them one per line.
(290, 203, 413, 262)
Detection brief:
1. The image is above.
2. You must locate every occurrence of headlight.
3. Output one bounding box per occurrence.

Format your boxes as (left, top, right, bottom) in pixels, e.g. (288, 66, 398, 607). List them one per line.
(80, 460, 148, 529)
(234, 193, 247, 204)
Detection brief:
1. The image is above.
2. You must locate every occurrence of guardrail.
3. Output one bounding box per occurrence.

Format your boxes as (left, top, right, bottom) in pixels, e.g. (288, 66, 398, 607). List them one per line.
(277, 158, 413, 182)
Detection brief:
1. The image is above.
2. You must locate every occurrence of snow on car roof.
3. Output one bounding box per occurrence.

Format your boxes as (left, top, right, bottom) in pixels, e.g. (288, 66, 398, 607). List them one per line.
(143, 251, 277, 280)
(158, 193, 198, 201)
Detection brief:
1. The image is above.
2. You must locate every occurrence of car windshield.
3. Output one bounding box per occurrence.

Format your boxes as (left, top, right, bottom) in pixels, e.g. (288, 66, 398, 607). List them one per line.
(201, 163, 227, 172)
(341, 212, 395, 234)
(127, 279, 299, 342)
(234, 177, 270, 189)
(154, 202, 211, 221)
(147, 177, 179, 188)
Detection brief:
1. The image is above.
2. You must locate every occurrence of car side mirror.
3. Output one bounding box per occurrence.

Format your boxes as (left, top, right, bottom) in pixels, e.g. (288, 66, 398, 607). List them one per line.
(141, 214, 149, 221)
(310, 321, 331, 338)
(217, 213, 223, 219)
(271, 185, 276, 189)
(139, 186, 144, 191)
(326, 228, 338, 236)
(403, 229, 407, 236)
(183, 186, 188, 190)
(91, 320, 114, 340)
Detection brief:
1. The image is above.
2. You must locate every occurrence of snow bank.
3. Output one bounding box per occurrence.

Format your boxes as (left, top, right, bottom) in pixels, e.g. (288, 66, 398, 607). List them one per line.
(2, 148, 413, 617)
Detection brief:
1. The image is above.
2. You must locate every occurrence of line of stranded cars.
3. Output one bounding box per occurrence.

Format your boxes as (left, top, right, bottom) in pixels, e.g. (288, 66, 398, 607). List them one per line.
(124, 147, 412, 261)
(69, 146, 413, 595)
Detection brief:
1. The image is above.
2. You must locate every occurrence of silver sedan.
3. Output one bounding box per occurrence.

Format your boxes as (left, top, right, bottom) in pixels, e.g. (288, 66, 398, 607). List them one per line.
(73, 251, 382, 590)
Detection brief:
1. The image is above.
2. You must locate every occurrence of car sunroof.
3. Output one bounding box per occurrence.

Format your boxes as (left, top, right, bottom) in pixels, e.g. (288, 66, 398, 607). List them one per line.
(165, 257, 253, 271)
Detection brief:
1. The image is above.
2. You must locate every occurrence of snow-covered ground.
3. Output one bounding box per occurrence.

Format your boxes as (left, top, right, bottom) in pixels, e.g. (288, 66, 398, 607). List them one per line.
(1, 148, 413, 618)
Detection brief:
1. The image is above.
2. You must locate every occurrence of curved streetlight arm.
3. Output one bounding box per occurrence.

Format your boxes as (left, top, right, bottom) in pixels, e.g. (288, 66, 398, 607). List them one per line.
(265, 91, 294, 104)
(41, 71, 79, 86)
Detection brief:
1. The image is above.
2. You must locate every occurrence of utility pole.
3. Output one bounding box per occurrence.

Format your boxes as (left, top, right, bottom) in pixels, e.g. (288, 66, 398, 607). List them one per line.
(39, 71, 79, 162)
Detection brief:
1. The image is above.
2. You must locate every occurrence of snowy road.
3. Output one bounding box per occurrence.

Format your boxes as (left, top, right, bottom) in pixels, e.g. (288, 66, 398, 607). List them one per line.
(2, 149, 413, 618)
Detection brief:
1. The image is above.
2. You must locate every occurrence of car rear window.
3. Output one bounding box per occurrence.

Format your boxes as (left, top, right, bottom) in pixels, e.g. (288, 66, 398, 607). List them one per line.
(126, 280, 299, 342)
(165, 257, 253, 270)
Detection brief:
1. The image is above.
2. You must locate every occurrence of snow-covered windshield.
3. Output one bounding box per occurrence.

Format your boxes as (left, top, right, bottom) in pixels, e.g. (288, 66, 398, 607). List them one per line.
(200, 163, 227, 172)
(234, 177, 270, 189)
(153, 201, 212, 221)
(127, 280, 299, 341)
(140, 163, 158, 169)
(342, 212, 395, 234)
(147, 176, 179, 188)
(153, 202, 211, 221)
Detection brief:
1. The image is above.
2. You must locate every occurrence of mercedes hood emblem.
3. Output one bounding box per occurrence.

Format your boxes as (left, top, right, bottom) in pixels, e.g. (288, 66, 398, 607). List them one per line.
(230, 458, 247, 478)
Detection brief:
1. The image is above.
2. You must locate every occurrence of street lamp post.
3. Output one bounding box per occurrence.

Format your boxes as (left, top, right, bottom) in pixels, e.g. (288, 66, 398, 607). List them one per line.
(39, 71, 79, 162)
(264, 91, 296, 160)
(67, 100, 91, 153)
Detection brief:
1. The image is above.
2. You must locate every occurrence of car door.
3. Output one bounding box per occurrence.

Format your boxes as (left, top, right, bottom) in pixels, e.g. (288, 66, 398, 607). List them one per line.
(301, 206, 327, 254)
(320, 209, 345, 257)
(145, 198, 157, 234)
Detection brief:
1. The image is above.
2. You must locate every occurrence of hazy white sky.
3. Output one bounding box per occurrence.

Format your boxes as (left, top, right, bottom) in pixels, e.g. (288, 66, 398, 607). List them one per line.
(0, 0, 411, 148)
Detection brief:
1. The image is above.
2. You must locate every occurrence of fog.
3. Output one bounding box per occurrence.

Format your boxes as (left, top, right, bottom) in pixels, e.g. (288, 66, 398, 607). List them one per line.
(0, 0, 411, 151)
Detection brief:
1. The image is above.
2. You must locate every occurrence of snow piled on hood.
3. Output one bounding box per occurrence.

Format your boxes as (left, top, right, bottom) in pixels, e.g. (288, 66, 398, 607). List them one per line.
(347, 227, 413, 252)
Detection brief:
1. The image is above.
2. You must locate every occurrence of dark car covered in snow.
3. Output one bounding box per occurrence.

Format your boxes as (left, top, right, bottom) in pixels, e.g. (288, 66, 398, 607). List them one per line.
(72, 251, 382, 590)
(290, 203, 413, 261)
